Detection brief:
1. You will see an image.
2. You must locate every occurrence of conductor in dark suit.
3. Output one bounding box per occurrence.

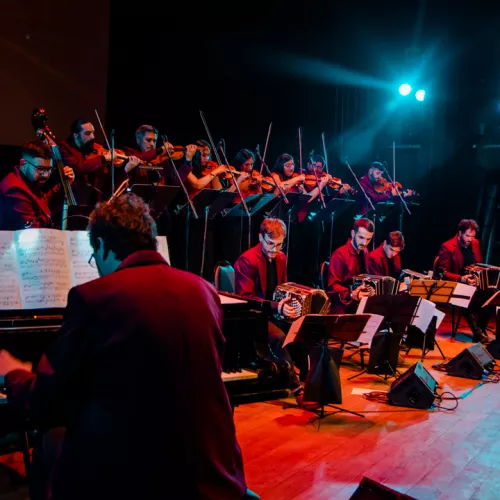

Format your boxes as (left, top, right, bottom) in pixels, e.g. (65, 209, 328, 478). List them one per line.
(1, 193, 252, 499)
(435, 219, 493, 344)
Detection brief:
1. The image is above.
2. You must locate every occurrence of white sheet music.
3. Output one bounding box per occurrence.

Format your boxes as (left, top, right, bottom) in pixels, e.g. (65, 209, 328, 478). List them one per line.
(433, 308, 446, 329)
(15, 229, 71, 309)
(356, 314, 385, 344)
(156, 236, 170, 265)
(412, 298, 436, 333)
(0, 232, 21, 310)
(67, 231, 99, 287)
(219, 294, 247, 305)
(449, 282, 476, 308)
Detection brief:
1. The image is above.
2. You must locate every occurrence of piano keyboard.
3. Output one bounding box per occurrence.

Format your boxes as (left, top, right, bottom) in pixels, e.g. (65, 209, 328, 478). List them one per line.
(222, 369, 258, 382)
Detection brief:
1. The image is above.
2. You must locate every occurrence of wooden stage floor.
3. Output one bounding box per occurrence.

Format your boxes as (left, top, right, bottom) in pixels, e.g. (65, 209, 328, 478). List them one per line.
(235, 319, 500, 500)
(1, 317, 499, 499)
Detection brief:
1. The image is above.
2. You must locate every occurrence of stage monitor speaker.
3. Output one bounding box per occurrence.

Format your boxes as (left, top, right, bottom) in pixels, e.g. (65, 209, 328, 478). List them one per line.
(445, 342, 495, 380)
(349, 477, 416, 499)
(386, 361, 437, 409)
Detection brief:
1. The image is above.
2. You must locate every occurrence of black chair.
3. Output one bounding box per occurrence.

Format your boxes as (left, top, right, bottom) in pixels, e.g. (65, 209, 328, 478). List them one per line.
(213, 261, 235, 293)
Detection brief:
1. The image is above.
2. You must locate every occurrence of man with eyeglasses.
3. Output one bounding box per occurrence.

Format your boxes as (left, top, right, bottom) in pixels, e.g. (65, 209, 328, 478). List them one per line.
(0, 140, 74, 230)
(234, 218, 305, 402)
(368, 230, 405, 279)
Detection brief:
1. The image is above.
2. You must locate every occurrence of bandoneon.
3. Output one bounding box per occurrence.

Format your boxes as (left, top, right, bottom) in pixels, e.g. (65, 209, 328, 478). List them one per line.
(464, 264, 500, 290)
(273, 282, 330, 321)
(353, 274, 399, 295)
(399, 269, 432, 284)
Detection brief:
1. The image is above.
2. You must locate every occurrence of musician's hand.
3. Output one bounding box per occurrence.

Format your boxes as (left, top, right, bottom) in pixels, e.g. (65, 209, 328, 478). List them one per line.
(161, 142, 175, 156)
(461, 274, 477, 286)
(404, 189, 414, 197)
(213, 165, 228, 176)
(124, 156, 140, 174)
(352, 286, 372, 301)
(340, 183, 352, 194)
(102, 151, 113, 162)
(320, 174, 332, 186)
(391, 187, 399, 196)
(0, 350, 32, 383)
(185, 144, 198, 162)
(237, 172, 250, 183)
(279, 298, 300, 319)
(63, 166, 75, 185)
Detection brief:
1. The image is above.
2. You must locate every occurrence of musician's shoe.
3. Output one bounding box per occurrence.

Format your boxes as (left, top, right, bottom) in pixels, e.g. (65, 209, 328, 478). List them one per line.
(473, 332, 491, 344)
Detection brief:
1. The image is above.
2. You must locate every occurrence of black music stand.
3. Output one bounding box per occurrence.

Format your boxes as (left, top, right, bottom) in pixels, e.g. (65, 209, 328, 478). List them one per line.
(130, 184, 181, 219)
(65, 205, 94, 230)
(311, 198, 356, 256)
(348, 295, 421, 382)
(284, 314, 368, 427)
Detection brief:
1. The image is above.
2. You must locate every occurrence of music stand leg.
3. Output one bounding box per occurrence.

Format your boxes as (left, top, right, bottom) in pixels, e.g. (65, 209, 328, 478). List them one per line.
(185, 204, 190, 271)
(399, 205, 404, 233)
(286, 210, 291, 259)
(200, 206, 209, 278)
(248, 214, 252, 250)
(329, 212, 335, 257)
(372, 212, 377, 250)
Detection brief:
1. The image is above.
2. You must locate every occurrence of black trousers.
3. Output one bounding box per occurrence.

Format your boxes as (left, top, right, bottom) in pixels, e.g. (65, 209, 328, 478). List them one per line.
(464, 288, 496, 336)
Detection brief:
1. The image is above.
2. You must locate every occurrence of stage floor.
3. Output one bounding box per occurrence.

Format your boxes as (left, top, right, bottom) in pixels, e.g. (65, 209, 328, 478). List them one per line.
(235, 317, 500, 499)
(0, 316, 499, 499)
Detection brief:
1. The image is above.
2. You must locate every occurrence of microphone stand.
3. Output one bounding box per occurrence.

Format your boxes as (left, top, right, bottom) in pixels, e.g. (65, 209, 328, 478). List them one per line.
(344, 157, 377, 248)
(162, 134, 198, 272)
(382, 162, 411, 214)
(259, 122, 272, 174)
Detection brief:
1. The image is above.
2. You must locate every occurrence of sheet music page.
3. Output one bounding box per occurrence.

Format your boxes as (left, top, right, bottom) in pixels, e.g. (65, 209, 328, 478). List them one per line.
(450, 283, 476, 308)
(219, 294, 247, 305)
(411, 298, 436, 333)
(66, 231, 99, 287)
(357, 314, 385, 344)
(433, 308, 446, 329)
(15, 229, 71, 309)
(283, 315, 306, 347)
(156, 236, 170, 265)
(0, 232, 21, 310)
(356, 297, 368, 313)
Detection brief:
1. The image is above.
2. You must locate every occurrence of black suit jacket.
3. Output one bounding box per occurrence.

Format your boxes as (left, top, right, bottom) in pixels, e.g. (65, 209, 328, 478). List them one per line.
(6, 250, 247, 500)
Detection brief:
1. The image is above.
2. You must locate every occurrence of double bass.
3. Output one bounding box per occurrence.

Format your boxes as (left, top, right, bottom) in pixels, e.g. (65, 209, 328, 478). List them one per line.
(32, 108, 77, 230)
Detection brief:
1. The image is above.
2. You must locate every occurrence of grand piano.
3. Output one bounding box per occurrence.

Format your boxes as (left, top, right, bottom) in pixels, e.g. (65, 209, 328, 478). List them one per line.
(0, 293, 291, 407)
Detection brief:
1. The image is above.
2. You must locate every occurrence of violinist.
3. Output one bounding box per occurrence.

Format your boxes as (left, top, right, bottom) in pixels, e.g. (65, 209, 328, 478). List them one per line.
(188, 140, 225, 193)
(0, 140, 75, 230)
(59, 118, 140, 205)
(305, 154, 353, 198)
(357, 161, 414, 216)
(228, 149, 260, 201)
(270, 154, 306, 194)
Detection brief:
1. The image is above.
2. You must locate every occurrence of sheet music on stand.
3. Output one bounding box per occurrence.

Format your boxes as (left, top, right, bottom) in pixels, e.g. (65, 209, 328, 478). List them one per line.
(223, 193, 276, 217)
(356, 294, 437, 335)
(267, 192, 311, 219)
(310, 198, 355, 223)
(283, 313, 384, 347)
(409, 279, 475, 309)
(130, 184, 181, 219)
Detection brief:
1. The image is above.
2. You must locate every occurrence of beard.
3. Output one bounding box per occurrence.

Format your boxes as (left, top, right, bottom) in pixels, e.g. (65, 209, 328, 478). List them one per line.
(80, 139, 95, 154)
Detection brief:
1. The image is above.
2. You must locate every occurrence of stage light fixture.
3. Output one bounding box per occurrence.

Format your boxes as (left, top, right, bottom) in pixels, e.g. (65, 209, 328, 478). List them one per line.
(415, 89, 425, 101)
(399, 84, 412, 96)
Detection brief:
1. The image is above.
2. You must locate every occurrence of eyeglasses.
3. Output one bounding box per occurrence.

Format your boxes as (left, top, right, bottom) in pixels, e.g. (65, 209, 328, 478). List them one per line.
(24, 159, 55, 175)
(263, 236, 284, 250)
(88, 254, 97, 268)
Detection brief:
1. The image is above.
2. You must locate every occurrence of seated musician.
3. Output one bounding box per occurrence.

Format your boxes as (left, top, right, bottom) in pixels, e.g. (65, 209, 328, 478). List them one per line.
(0, 140, 74, 230)
(229, 149, 263, 201)
(187, 140, 227, 194)
(59, 118, 141, 205)
(0, 192, 253, 499)
(234, 218, 305, 402)
(327, 218, 375, 313)
(305, 154, 352, 198)
(435, 219, 494, 344)
(368, 230, 405, 279)
(122, 124, 186, 185)
(357, 161, 413, 216)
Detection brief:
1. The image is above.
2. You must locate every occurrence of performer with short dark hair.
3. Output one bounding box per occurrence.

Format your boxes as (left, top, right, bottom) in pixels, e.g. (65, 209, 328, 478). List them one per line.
(368, 230, 405, 279)
(1, 192, 250, 499)
(435, 218, 493, 344)
(327, 218, 375, 313)
(0, 140, 74, 230)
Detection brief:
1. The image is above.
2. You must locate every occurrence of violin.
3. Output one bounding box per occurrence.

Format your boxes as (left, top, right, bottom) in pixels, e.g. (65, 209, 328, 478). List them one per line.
(303, 173, 352, 192)
(202, 160, 245, 179)
(374, 178, 417, 196)
(93, 143, 128, 166)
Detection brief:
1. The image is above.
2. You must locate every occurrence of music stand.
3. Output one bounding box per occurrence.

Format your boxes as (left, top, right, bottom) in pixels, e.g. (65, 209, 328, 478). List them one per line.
(348, 295, 421, 381)
(284, 314, 368, 427)
(130, 184, 181, 219)
(409, 279, 475, 340)
(311, 198, 356, 256)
